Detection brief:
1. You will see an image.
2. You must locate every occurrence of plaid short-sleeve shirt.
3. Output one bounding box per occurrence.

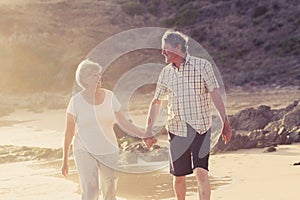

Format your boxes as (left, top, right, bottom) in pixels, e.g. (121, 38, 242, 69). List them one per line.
(154, 54, 219, 137)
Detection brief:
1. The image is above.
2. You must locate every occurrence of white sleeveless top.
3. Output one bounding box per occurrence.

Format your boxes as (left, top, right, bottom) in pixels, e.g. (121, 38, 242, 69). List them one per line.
(67, 89, 121, 155)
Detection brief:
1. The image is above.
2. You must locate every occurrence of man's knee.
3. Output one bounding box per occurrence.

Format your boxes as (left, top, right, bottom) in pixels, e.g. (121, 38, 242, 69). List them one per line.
(174, 176, 186, 185)
(195, 168, 209, 181)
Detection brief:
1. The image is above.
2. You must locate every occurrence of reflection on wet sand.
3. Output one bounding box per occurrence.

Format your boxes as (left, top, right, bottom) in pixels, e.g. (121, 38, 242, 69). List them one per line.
(117, 172, 231, 200)
(0, 120, 32, 127)
(38, 159, 231, 200)
(0, 143, 232, 199)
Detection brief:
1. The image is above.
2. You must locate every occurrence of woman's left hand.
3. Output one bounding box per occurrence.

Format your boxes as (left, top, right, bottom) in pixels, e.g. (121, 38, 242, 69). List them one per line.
(61, 161, 69, 177)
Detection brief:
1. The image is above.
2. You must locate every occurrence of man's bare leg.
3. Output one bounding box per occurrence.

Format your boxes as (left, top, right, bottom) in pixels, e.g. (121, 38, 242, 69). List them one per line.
(194, 168, 211, 200)
(173, 176, 186, 200)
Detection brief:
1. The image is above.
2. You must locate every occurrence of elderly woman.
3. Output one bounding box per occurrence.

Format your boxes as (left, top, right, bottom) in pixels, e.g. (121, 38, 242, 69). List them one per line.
(61, 59, 154, 200)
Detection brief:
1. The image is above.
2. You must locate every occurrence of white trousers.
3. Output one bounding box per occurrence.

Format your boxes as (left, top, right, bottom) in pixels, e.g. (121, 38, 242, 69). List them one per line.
(74, 139, 119, 200)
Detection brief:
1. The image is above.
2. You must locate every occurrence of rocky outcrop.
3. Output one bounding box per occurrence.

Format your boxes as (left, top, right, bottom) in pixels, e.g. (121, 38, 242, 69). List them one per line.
(0, 145, 63, 164)
(118, 141, 169, 165)
(230, 105, 274, 131)
(115, 101, 299, 158)
(213, 101, 300, 153)
(283, 104, 300, 131)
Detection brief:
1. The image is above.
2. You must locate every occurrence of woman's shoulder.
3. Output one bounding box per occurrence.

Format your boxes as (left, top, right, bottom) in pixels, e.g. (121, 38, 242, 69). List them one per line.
(71, 92, 82, 99)
(68, 92, 83, 104)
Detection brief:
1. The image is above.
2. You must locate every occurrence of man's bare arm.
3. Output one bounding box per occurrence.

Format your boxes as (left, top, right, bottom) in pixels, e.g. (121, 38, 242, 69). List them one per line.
(145, 99, 162, 134)
(142, 99, 162, 147)
(210, 88, 232, 144)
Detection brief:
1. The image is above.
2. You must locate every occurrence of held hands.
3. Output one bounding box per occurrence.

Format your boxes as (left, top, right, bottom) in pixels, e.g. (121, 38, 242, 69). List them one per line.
(143, 130, 157, 148)
(143, 136, 157, 148)
(222, 117, 232, 144)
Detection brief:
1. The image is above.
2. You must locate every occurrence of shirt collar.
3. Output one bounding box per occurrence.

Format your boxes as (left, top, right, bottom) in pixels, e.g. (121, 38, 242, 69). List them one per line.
(185, 53, 191, 65)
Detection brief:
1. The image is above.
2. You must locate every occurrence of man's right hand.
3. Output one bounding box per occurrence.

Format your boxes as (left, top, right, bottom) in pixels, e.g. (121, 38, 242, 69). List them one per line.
(222, 118, 232, 144)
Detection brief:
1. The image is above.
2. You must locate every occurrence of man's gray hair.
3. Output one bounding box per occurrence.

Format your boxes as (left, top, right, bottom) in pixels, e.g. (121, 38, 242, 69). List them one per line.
(75, 59, 102, 89)
(162, 30, 189, 53)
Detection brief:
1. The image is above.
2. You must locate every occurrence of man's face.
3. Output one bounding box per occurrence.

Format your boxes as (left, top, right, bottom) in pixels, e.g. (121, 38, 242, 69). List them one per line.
(161, 42, 181, 64)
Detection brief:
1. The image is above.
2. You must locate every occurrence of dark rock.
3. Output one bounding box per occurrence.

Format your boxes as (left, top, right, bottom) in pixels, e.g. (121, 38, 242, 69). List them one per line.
(212, 101, 300, 153)
(276, 134, 288, 145)
(293, 162, 300, 166)
(263, 131, 278, 143)
(270, 109, 286, 121)
(249, 129, 267, 140)
(224, 133, 240, 151)
(263, 120, 282, 134)
(244, 140, 257, 149)
(284, 136, 293, 145)
(150, 144, 161, 150)
(256, 141, 265, 148)
(269, 101, 298, 122)
(231, 134, 247, 150)
(211, 134, 229, 153)
(212, 130, 237, 153)
(263, 120, 283, 144)
(283, 105, 300, 131)
(133, 144, 148, 153)
(285, 101, 299, 112)
(264, 142, 277, 147)
(239, 135, 251, 149)
(289, 128, 300, 143)
(265, 146, 276, 152)
(277, 126, 285, 135)
(230, 106, 273, 131)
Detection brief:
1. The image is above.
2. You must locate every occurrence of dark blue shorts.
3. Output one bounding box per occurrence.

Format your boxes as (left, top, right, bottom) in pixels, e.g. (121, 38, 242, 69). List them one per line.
(169, 124, 211, 176)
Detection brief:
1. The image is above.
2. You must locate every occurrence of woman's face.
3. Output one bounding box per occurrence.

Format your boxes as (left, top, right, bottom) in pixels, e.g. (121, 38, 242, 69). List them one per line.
(84, 70, 102, 89)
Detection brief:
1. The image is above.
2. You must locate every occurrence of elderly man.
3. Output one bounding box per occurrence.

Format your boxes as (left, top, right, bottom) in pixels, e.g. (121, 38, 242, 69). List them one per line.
(145, 30, 232, 200)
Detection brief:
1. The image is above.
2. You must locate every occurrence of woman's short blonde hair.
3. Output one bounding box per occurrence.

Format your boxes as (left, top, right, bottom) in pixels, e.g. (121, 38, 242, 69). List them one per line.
(75, 59, 102, 89)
